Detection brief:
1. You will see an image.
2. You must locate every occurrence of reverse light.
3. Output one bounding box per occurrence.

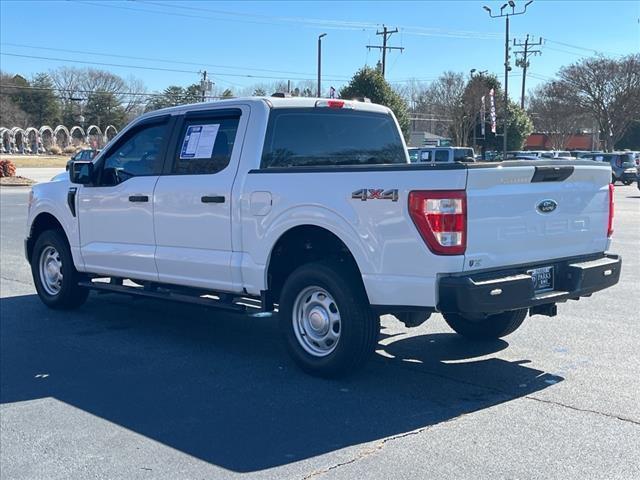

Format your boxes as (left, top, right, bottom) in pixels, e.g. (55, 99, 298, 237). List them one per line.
(607, 183, 614, 238)
(409, 190, 467, 255)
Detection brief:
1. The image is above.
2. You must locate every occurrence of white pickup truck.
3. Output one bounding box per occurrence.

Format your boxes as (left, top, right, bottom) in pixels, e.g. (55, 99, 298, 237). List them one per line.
(26, 97, 621, 377)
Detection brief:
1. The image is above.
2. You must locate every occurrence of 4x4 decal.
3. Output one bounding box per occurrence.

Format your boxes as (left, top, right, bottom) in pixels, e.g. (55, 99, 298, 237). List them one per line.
(352, 189, 399, 202)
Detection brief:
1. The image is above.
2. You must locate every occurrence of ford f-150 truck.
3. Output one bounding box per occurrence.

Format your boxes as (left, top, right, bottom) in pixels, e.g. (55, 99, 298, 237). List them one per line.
(25, 97, 621, 377)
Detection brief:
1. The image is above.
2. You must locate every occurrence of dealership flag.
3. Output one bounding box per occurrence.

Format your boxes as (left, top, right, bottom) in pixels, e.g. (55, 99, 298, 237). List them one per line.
(489, 88, 497, 134)
(481, 95, 486, 136)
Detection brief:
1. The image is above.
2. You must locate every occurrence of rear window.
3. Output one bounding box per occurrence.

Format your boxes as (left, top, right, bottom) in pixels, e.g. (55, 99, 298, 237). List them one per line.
(261, 108, 406, 168)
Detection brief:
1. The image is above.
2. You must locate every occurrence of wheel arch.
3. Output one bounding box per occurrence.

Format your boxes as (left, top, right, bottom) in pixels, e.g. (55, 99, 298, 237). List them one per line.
(26, 212, 68, 263)
(265, 224, 369, 303)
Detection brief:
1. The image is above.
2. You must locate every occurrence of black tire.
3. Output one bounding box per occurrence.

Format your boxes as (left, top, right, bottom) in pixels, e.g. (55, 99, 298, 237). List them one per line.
(278, 260, 379, 377)
(443, 309, 527, 340)
(622, 180, 632, 186)
(31, 229, 89, 309)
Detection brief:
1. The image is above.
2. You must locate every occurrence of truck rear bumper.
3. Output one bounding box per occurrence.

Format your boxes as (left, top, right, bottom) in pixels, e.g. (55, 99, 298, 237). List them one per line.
(437, 253, 621, 315)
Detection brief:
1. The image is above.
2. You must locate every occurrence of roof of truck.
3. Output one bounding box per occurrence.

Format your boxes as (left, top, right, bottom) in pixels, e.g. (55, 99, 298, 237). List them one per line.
(142, 96, 392, 120)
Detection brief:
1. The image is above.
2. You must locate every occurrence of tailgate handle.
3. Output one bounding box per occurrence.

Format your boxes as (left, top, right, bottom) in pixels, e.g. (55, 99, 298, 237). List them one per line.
(531, 166, 574, 183)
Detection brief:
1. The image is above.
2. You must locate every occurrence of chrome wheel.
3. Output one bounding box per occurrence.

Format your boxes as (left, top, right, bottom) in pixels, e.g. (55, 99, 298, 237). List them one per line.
(38, 245, 63, 296)
(292, 286, 341, 357)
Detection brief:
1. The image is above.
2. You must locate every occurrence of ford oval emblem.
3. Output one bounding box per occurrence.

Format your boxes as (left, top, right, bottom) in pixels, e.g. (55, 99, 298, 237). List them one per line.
(537, 199, 558, 214)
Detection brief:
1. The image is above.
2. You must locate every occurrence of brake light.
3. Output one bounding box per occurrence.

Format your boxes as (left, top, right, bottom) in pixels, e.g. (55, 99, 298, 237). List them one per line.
(315, 99, 352, 109)
(607, 183, 614, 238)
(408, 190, 467, 255)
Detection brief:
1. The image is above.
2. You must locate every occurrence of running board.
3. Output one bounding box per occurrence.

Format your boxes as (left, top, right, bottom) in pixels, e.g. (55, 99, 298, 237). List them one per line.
(78, 281, 248, 312)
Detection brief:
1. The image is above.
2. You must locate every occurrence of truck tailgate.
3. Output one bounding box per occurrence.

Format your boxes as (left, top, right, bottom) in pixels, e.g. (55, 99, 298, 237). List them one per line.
(464, 162, 611, 272)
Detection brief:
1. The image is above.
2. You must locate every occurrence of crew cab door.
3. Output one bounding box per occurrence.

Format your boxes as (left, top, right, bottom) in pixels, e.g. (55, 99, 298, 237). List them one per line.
(77, 115, 173, 281)
(153, 107, 246, 292)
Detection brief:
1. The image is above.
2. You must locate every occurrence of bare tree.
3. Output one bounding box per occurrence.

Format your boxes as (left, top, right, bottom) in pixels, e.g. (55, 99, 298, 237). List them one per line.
(122, 76, 148, 120)
(528, 81, 590, 150)
(418, 71, 466, 144)
(558, 54, 640, 151)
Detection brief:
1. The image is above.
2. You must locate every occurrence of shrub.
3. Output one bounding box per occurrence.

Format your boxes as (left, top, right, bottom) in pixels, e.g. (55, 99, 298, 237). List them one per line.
(48, 145, 62, 155)
(63, 145, 78, 154)
(0, 159, 17, 178)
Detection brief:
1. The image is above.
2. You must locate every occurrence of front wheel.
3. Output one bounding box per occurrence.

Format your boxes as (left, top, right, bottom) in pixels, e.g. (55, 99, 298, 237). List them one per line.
(31, 229, 89, 309)
(443, 309, 527, 340)
(279, 260, 379, 377)
(622, 180, 633, 186)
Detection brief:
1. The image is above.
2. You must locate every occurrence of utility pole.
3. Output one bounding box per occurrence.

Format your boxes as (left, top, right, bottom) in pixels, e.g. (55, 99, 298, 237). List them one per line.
(317, 33, 327, 97)
(513, 34, 543, 108)
(199, 70, 213, 102)
(483, 1, 534, 159)
(366, 25, 404, 77)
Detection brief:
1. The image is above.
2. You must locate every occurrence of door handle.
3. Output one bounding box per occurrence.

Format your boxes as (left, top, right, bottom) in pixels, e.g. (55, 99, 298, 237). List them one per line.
(201, 195, 225, 204)
(129, 195, 149, 202)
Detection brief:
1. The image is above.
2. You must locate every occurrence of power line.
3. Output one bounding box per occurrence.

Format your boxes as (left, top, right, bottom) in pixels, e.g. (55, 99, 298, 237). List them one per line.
(0, 83, 225, 104)
(0, 42, 352, 80)
(74, 0, 503, 40)
(0, 52, 347, 83)
(545, 39, 624, 57)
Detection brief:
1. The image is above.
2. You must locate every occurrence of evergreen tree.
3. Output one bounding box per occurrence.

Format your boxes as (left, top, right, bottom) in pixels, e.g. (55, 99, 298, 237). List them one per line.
(339, 67, 410, 139)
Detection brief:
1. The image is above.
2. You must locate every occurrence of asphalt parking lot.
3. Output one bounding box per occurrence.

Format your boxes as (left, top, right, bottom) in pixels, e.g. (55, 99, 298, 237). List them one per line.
(1, 185, 639, 480)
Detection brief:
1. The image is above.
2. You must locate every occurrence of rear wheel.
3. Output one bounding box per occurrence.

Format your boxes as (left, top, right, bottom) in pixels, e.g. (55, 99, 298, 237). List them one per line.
(279, 260, 379, 377)
(31, 229, 89, 309)
(622, 180, 633, 186)
(443, 309, 527, 340)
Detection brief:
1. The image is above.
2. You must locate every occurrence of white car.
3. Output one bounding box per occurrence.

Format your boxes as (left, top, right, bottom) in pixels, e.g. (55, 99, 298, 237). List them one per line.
(411, 147, 475, 164)
(25, 97, 621, 376)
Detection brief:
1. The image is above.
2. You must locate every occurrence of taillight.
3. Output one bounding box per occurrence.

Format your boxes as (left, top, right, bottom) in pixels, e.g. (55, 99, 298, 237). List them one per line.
(607, 183, 614, 238)
(408, 190, 467, 255)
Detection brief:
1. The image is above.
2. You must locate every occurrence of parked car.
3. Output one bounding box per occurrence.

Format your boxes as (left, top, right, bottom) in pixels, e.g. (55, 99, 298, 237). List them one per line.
(570, 150, 603, 159)
(412, 146, 475, 163)
(25, 97, 621, 377)
(408, 147, 420, 163)
(582, 152, 637, 185)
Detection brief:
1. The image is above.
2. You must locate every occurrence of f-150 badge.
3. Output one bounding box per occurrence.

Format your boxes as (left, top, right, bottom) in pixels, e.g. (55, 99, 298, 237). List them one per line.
(352, 189, 399, 202)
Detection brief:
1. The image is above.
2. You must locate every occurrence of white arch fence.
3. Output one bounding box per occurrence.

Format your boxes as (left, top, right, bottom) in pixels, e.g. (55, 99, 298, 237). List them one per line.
(0, 124, 118, 154)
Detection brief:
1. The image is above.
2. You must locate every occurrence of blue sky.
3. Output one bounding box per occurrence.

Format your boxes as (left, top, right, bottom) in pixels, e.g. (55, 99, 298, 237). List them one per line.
(1, 0, 638, 99)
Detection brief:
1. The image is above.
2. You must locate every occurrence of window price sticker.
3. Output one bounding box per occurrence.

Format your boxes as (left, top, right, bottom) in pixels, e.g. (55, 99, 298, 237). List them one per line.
(180, 124, 220, 159)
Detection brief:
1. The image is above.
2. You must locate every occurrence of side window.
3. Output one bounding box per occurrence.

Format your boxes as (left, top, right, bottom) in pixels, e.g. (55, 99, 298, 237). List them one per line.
(172, 115, 240, 175)
(420, 150, 431, 162)
(434, 150, 449, 162)
(99, 122, 168, 186)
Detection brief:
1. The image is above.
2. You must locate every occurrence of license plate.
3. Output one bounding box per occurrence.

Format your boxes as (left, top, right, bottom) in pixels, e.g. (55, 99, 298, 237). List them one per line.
(528, 266, 554, 292)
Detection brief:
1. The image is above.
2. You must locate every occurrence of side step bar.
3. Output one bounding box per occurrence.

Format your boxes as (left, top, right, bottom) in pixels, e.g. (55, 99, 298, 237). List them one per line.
(79, 281, 249, 312)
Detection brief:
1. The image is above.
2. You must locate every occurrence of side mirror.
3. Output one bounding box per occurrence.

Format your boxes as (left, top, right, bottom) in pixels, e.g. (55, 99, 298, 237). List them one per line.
(69, 161, 94, 185)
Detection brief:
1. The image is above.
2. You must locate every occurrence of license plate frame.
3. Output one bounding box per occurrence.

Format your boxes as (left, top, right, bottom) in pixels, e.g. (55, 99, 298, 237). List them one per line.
(528, 266, 554, 293)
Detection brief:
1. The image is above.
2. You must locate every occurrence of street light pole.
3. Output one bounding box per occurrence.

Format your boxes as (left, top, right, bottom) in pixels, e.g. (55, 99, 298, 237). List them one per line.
(317, 33, 327, 97)
(503, 14, 509, 157)
(483, 1, 534, 159)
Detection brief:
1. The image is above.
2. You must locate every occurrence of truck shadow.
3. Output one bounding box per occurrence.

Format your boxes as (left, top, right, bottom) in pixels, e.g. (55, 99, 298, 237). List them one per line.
(1, 293, 562, 473)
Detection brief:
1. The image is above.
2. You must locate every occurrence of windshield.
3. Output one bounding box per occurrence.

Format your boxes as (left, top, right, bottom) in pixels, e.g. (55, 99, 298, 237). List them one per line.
(261, 108, 407, 168)
(619, 153, 636, 167)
